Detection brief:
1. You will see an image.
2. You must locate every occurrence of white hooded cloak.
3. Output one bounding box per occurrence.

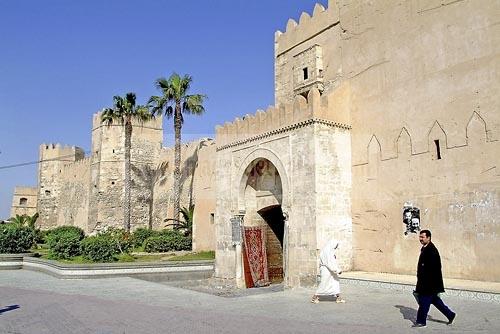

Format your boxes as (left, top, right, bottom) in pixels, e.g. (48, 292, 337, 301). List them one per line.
(315, 239, 341, 296)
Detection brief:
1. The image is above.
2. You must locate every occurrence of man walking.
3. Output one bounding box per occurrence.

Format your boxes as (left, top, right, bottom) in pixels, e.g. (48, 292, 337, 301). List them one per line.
(413, 229, 456, 328)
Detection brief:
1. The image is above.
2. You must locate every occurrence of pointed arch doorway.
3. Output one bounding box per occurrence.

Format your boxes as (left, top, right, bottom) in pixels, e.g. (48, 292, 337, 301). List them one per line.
(241, 158, 285, 287)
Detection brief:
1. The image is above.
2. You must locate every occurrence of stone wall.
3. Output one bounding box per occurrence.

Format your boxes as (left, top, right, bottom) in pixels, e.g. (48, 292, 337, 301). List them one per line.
(10, 186, 38, 218)
(88, 113, 163, 232)
(275, 0, 500, 282)
(154, 139, 216, 251)
(26, 113, 216, 252)
(56, 158, 91, 231)
(37, 144, 85, 229)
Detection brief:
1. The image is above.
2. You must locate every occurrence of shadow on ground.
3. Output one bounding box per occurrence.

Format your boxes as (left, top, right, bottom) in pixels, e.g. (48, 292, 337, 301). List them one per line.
(0, 305, 20, 315)
(160, 278, 285, 298)
(395, 305, 449, 325)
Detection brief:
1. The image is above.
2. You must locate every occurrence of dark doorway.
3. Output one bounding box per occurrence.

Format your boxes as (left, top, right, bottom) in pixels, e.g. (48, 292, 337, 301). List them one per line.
(258, 205, 284, 283)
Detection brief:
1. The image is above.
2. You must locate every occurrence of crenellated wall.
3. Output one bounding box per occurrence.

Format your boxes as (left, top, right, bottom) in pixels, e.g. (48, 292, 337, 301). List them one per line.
(216, 87, 350, 150)
(215, 86, 352, 288)
(271, 0, 500, 283)
(353, 111, 500, 281)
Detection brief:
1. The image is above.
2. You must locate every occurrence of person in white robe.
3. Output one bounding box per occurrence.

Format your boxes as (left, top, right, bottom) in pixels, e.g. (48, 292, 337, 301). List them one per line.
(311, 239, 345, 303)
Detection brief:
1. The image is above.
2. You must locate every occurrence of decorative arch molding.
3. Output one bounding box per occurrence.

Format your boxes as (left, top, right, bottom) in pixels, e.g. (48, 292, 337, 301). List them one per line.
(367, 134, 382, 163)
(396, 127, 412, 157)
(466, 111, 489, 143)
(356, 112, 496, 167)
(235, 148, 290, 212)
(427, 120, 448, 151)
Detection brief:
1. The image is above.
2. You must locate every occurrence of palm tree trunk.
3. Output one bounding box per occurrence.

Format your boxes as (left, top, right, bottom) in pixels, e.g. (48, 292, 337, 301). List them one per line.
(173, 103, 182, 222)
(124, 120, 132, 232)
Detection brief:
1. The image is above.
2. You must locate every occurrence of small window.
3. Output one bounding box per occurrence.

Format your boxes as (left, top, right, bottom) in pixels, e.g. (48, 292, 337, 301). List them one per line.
(19, 198, 28, 206)
(111, 181, 115, 185)
(434, 140, 442, 160)
(112, 149, 115, 153)
(303, 67, 309, 80)
(45, 190, 51, 196)
(210, 213, 215, 224)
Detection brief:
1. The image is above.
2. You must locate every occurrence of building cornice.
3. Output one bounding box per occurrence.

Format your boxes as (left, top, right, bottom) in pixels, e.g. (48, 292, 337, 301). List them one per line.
(216, 118, 351, 151)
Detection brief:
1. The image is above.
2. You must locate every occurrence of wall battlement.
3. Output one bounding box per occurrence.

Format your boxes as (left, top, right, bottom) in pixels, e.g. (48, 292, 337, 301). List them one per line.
(39, 143, 85, 161)
(60, 157, 92, 177)
(92, 112, 163, 130)
(275, 0, 339, 56)
(215, 88, 349, 148)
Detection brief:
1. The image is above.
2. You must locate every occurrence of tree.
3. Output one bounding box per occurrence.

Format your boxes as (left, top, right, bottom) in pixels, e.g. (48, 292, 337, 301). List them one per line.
(9, 213, 39, 229)
(101, 93, 151, 232)
(164, 204, 194, 237)
(149, 73, 206, 221)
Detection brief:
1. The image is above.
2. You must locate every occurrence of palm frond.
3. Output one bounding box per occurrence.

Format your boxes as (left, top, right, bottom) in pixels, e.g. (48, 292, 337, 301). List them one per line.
(183, 94, 206, 115)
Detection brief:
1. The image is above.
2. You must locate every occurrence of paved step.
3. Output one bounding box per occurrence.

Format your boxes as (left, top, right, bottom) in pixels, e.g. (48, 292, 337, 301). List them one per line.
(341, 271, 500, 303)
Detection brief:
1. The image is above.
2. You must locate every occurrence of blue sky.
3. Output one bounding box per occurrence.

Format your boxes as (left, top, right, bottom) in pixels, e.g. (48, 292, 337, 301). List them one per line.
(0, 0, 328, 219)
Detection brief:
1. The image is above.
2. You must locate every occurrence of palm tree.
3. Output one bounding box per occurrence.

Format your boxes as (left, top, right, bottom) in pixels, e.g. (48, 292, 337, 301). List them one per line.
(101, 93, 151, 232)
(164, 204, 194, 237)
(149, 73, 206, 222)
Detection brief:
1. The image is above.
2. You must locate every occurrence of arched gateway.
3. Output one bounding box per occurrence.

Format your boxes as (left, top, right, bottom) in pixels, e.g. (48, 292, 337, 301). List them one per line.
(214, 89, 353, 288)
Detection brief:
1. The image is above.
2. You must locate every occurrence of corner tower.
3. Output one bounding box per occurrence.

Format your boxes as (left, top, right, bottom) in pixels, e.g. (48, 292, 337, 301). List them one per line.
(88, 113, 163, 232)
(37, 144, 85, 229)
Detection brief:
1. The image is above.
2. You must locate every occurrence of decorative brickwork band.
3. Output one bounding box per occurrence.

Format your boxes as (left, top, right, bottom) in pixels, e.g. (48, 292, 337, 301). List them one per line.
(216, 118, 351, 151)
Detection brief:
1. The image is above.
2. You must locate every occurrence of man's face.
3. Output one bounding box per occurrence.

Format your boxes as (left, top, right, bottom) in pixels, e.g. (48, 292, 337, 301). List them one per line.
(419, 233, 430, 246)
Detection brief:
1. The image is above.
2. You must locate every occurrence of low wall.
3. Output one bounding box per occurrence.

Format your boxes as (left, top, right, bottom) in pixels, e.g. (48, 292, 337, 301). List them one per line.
(0, 254, 214, 281)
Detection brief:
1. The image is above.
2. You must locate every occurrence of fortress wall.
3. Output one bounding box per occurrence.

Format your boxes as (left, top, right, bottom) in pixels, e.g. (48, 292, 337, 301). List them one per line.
(274, 0, 500, 281)
(154, 139, 216, 251)
(352, 116, 500, 281)
(37, 144, 86, 229)
(341, 0, 500, 281)
(192, 140, 217, 251)
(89, 113, 163, 232)
(215, 88, 350, 150)
(57, 157, 92, 231)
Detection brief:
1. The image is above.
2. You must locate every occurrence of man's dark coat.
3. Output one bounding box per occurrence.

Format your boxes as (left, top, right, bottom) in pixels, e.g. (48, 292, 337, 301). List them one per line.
(416, 242, 445, 294)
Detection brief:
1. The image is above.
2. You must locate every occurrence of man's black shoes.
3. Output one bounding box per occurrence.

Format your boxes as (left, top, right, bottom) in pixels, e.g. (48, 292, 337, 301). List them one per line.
(412, 323, 426, 328)
(447, 313, 456, 325)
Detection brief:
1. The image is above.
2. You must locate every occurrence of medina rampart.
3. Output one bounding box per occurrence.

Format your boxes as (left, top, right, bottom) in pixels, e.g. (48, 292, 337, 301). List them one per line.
(11, 0, 500, 286)
(213, 0, 500, 287)
(18, 114, 217, 252)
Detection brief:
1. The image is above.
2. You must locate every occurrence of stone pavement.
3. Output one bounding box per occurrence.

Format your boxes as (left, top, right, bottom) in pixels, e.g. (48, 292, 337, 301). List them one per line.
(1, 270, 499, 334)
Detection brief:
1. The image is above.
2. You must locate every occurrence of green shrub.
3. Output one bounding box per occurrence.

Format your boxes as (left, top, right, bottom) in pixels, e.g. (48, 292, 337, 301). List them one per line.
(144, 230, 191, 253)
(100, 227, 132, 253)
(45, 226, 85, 259)
(81, 235, 119, 262)
(132, 228, 158, 248)
(0, 224, 36, 253)
(45, 226, 85, 242)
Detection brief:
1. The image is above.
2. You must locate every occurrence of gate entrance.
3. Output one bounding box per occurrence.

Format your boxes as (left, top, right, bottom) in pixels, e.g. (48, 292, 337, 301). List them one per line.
(241, 158, 284, 287)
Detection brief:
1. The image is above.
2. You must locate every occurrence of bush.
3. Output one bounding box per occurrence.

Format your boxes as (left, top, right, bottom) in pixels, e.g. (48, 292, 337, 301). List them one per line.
(144, 230, 191, 253)
(0, 224, 36, 253)
(81, 235, 119, 262)
(45, 226, 85, 259)
(131, 228, 158, 248)
(100, 227, 132, 253)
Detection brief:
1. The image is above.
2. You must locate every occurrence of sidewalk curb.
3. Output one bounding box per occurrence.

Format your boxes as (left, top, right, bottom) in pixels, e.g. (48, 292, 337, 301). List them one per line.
(340, 277, 500, 304)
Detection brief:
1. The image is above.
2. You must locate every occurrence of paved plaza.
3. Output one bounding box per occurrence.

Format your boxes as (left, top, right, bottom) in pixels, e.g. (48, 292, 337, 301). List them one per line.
(1, 270, 499, 334)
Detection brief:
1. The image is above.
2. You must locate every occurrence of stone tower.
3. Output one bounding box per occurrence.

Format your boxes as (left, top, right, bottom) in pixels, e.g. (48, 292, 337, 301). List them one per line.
(37, 144, 85, 229)
(88, 113, 163, 232)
